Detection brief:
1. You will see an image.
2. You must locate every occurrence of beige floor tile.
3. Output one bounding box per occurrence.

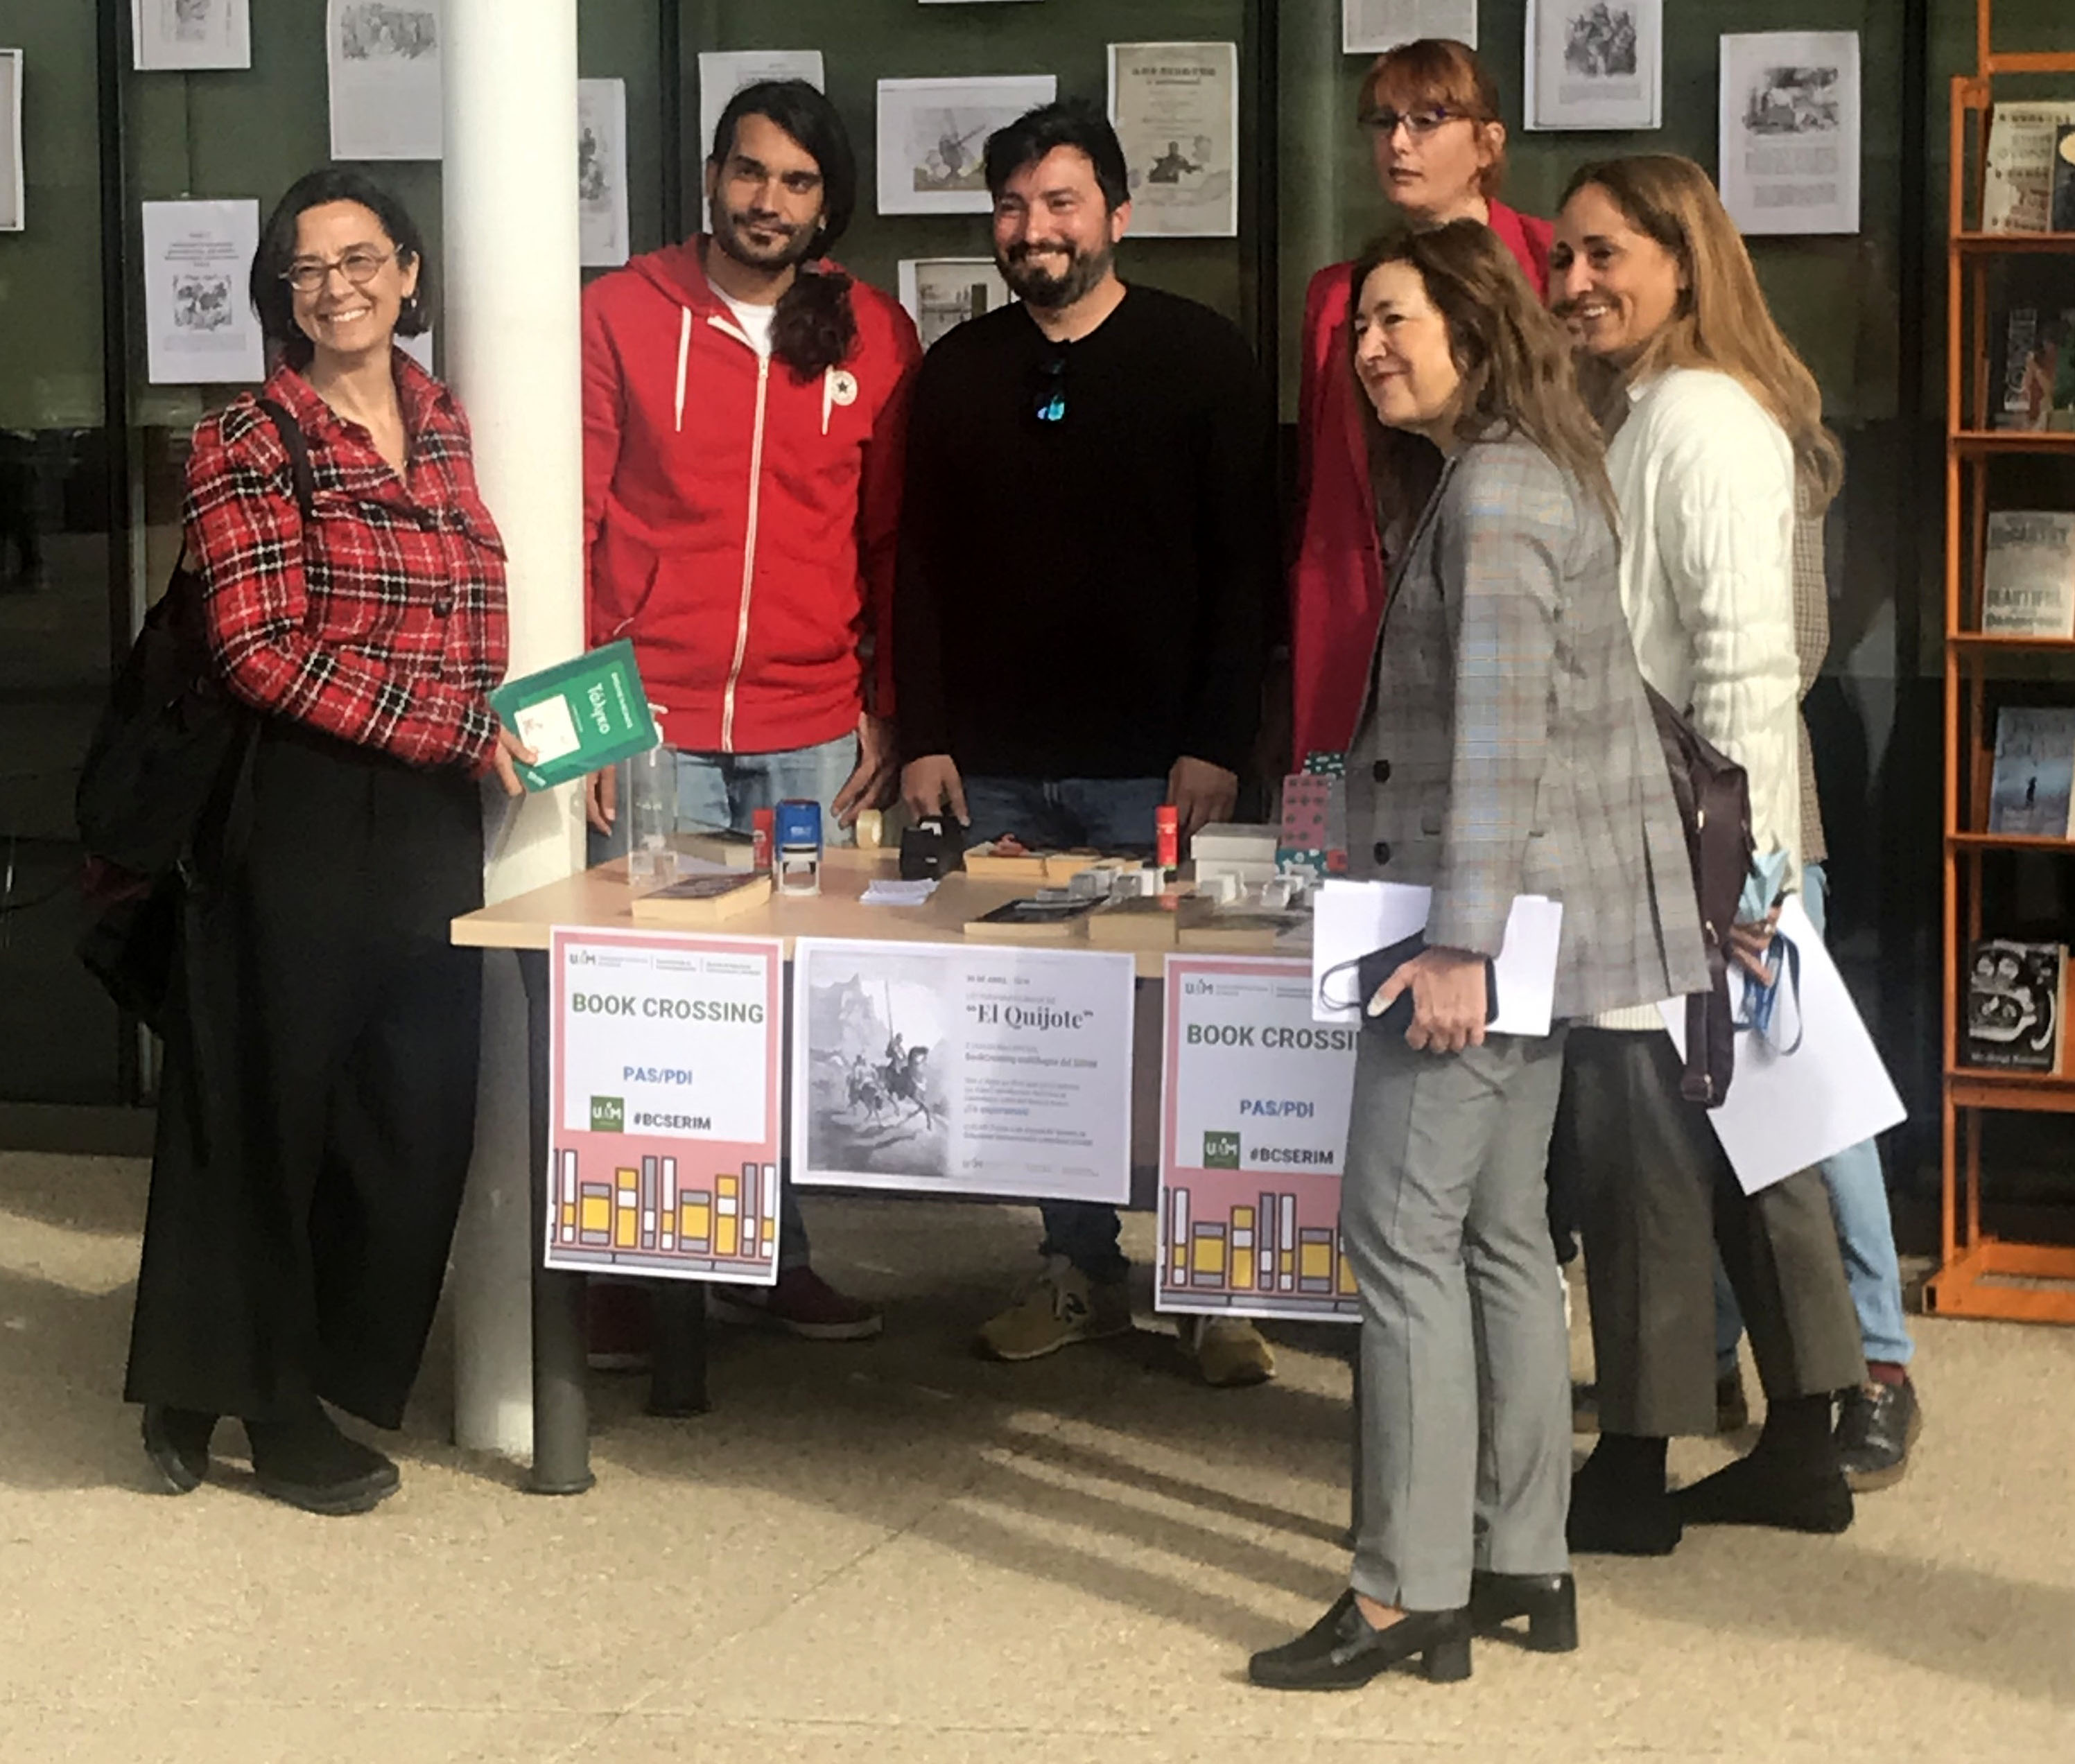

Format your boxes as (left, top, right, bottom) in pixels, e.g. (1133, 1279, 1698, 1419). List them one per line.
(0, 1702, 502, 1764)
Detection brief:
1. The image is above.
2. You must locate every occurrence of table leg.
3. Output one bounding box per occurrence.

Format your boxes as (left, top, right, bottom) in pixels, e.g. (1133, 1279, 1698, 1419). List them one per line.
(647, 1282, 710, 1418)
(521, 949, 595, 1495)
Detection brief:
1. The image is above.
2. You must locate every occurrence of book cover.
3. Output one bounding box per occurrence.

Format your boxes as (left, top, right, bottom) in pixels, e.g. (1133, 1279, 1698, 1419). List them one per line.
(1981, 511, 2075, 637)
(628, 870, 772, 925)
(1981, 102, 2075, 234)
(487, 638, 659, 792)
(1987, 706, 2075, 836)
(1963, 938, 2064, 1072)
(2054, 123, 2075, 235)
(1991, 304, 2075, 433)
(962, 895, 1100, 941)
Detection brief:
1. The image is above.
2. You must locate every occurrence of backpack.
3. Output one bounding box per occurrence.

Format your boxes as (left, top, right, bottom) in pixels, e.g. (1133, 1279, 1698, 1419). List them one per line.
(1644, 683, 1756, 1108)
(75, 396, 315, 1027)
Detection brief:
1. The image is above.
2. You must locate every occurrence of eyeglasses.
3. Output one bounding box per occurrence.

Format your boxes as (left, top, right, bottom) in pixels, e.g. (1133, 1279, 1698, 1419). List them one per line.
(1360, 105, 1463, 139)
(280, 247, 396, 294)
(1031, 353, 1068, 424)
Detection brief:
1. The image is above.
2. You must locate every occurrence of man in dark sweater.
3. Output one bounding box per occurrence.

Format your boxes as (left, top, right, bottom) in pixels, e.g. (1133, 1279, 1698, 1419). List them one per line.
(896, 102, 1278, 1386)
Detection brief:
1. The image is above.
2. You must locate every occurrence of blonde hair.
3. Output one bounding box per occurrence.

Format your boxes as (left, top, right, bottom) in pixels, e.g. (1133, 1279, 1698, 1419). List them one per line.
(1351, 220, 1617, 530)
(1561, 155, 1843, 506)
(1357, 38, 1506, 201)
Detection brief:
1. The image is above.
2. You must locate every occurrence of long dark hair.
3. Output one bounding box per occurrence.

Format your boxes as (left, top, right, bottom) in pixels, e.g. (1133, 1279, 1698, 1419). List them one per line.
(250, 168, 429, 368)
(712, 79, 858, 381)
(1351, 220, 1617, 530)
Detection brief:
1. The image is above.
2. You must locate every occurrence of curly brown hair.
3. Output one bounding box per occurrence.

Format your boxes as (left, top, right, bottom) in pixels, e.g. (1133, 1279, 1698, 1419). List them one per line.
(1350, 220, 1617, 532)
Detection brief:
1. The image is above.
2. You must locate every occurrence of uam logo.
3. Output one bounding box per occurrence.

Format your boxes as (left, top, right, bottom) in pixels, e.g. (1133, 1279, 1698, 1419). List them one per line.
(590, 1096, 625, 1133)
(1202, 1130, 1241, 1170)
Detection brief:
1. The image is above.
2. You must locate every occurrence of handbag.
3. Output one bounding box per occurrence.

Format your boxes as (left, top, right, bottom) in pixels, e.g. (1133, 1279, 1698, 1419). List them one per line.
(1644, 683, 1755, 1107)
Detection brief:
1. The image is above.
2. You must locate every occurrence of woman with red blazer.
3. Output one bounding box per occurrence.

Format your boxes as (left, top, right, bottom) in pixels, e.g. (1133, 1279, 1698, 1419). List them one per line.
(1291, 38, 1555, 766)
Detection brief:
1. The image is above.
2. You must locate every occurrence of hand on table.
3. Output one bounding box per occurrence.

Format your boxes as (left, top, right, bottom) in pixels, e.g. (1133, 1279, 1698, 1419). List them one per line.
(901, 753, 968, 826)
(582, 763, 617, 834)
(834, 713, 899, 828)
(1167, 756, 1239, 845)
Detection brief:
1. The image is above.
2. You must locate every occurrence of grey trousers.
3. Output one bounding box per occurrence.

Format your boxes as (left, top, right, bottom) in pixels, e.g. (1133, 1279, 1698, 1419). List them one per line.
(1559, 1028, 1862, 1438)
(1340, 1029, 1573, 1612)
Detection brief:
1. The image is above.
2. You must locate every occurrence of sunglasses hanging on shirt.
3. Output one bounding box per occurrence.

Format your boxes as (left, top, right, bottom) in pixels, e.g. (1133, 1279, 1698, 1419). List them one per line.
(1030, 352, 1068, 425)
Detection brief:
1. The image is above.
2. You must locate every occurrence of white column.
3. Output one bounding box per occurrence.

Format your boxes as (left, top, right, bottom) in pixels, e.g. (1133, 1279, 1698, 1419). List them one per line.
(442, 0, 587, 1459)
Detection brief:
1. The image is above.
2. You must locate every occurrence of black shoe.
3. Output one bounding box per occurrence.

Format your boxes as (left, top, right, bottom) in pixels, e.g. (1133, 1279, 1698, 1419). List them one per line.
(247, 1406, 401, 1516)
(1468, 1571, 1579, 1653)
(1835, 1379, 1922, 1493)
(1716, 1369, 1750, 1435)
(1675, 1453, 1852, 1533)
(1568, 1435, 1681, 1556)
(140, 1404, 216, 1494)
(1249, 1591, 1473, 1691)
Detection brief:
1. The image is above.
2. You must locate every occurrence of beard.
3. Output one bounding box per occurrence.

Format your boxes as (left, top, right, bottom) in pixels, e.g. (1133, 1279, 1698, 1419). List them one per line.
(712, 205, 818, 272)
(998, 237, 1113, 310)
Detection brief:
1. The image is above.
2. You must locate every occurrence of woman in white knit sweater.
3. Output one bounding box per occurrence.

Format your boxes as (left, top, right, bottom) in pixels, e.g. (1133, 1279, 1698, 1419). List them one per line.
(1547, 155, 1863, 1555)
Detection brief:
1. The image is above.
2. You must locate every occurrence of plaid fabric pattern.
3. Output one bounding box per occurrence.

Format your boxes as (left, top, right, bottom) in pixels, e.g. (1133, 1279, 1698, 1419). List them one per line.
(1791, 486, 1830, 864)
(184, 356, 510, 773)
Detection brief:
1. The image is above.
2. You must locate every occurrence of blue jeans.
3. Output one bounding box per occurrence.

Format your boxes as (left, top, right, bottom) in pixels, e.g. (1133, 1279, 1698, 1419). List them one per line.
(592, 731, 862, 1272)
(1714, 862, 1913, 1374)
(961, 773, 1167, 1282)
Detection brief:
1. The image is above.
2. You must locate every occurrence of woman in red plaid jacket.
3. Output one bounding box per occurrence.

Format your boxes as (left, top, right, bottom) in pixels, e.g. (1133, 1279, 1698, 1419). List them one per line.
(125, 170, 530, 1517)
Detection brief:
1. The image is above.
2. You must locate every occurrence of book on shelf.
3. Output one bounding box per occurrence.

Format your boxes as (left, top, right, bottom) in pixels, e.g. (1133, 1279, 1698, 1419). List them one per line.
(1963, 938, 2065, 1074)
(1986, 706, 2075, 837)
(1990, 300, 2075, 433)
(1982, 511, 2075, 637)
(1981, 101, 2075, 234)
(2055, 123, 2075, 236)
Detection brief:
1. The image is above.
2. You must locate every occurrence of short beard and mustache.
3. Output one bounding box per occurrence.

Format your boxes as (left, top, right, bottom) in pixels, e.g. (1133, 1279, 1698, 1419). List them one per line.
(998, 237, 1113, 310)
(713, 205, 819, 272)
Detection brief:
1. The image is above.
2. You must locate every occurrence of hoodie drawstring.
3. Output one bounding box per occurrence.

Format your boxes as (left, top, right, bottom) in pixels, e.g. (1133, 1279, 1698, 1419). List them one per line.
(674, 307, 691, 434)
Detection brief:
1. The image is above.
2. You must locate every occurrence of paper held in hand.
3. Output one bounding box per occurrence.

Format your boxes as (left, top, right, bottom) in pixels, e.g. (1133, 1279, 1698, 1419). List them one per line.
(1658, 895, 1905, 1196)
(487, 638, 659, 793)
(1309, 880, 1563, 1036)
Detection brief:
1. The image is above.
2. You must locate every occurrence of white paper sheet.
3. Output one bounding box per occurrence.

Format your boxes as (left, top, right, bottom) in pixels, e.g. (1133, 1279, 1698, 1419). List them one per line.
(897, 258, 1012, 350)
(1718, 31, 1861, 236)
(0, 51, 21, 234)
(141, 198, 266, 385)
(328, 0, 443, 162)
(1342, 0, 1477, 57)
(1310, 879, 1563, 1038)
(578, 78, 630, 269)
(1108, 42, 1240, 238)
(1525, 1, 1662, 132)
(1657, 896, 1904, 1196)
(695, 50, 825, 164)
(132, 0, 251, 72)
(876, 76, 1058, 217)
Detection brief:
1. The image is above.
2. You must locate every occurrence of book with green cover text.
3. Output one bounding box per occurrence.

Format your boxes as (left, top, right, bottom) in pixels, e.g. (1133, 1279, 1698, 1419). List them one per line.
(488, 638, 658, 792)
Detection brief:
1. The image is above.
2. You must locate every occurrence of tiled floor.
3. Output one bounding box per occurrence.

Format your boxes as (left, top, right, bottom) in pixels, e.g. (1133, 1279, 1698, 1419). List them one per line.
(3, 1150, 2071, 1763)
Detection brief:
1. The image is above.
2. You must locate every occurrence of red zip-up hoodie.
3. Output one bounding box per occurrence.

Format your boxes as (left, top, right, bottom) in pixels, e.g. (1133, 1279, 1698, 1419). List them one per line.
(582, 239, 922, 755)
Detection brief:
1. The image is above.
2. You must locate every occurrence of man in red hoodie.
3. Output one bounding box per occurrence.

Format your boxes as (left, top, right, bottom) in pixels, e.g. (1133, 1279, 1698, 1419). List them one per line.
(582, 80, 921, 1341)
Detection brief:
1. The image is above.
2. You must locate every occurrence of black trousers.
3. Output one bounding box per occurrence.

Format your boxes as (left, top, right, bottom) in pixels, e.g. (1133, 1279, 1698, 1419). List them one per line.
(1558, 1027, 1862, 1439)
(125, 723, 485, 1429)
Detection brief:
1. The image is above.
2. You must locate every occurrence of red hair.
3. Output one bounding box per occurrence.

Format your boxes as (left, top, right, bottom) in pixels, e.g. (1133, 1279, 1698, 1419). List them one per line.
(1357, 38, 1507, 201)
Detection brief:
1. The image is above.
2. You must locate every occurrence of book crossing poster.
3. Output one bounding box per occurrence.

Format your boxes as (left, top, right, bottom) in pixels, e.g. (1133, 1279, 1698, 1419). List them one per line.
(1158, 955, 1360, 1322)
(548, 928, 785, 1284)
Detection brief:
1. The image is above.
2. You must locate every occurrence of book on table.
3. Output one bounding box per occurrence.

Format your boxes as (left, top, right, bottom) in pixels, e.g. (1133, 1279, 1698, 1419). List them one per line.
(628, 870, 772, 925)
(1987, 706, 2075, 837)
(1982, 511, 2075, 638)
(1963, 938, 2065, 1074)
(487, 638, 659, 792)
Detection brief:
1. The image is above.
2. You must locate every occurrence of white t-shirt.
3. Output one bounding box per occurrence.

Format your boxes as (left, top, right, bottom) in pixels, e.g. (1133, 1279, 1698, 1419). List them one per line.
(717, 290, 777, 358)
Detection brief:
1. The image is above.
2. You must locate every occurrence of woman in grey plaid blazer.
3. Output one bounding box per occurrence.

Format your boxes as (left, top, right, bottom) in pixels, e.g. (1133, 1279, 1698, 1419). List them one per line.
(1249, 222, 1705, 1694)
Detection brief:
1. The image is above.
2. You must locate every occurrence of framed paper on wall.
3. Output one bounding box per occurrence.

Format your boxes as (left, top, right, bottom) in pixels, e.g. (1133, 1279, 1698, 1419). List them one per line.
(1719, 31, 1862, 236)
(876, 75, 1057, 216)
(0, 50, 21, 234)
(696, 49, 824, 164)
(898, 258, 1012, 351)
(1342, 0, 1475, 57)
(131, 0, 252, 73)
(1108, 42, 1240, 238)
(1524, 0, 1663, 133)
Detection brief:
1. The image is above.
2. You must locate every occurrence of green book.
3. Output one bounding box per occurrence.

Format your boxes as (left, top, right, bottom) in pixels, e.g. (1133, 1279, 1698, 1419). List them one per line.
(487, 638, 659, 792)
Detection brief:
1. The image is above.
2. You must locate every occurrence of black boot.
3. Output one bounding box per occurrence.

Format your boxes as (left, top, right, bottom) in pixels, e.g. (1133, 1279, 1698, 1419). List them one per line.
(1568, 1433, 1681, 1555)
(1468, 1571, 1579, 1652)
(1249, 1591, 1473, 1690)
(141, 1404, 217, 1494)
(1676, 1393, 1852, 1533)
(246, 1401, 401, 1516)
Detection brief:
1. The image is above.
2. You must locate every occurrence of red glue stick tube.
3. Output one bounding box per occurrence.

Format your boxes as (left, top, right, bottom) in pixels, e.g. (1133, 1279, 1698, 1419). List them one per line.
(1156, 804, 1179, 871)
